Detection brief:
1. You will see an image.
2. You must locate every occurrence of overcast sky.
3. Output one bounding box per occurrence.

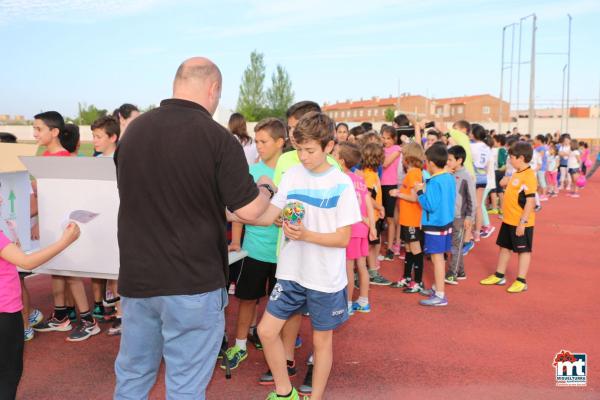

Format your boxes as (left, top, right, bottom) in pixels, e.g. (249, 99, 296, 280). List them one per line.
(1, 0, 599, 119)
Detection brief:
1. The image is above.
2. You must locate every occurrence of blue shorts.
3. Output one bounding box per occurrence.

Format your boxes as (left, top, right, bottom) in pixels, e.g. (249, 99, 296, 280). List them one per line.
(266, 279, 348, 331)
(424, 230, 452, 254)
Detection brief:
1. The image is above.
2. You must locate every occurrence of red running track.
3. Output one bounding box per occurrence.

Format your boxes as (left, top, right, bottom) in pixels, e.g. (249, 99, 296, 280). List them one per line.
(17, 178, 600, 399)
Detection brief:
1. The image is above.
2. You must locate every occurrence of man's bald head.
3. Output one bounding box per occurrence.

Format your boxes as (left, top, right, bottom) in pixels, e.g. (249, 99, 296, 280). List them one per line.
(173, 57, 222, 115)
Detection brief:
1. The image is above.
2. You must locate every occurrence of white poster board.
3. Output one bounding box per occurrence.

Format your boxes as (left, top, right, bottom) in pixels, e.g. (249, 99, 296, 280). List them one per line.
(19, 156, 247, 279)
(20, 156, 119, 279)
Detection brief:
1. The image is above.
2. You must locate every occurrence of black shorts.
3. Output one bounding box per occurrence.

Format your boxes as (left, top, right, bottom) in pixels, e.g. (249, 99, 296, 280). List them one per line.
(476, 183, 487, 189)
(496, 222, 534, 253)
(494, 170, 505, 193)
(369, 218, 386, 245)
(400, 225, 423, 243)
(235, 257, 277, 300)
(381, 185, 397, 219)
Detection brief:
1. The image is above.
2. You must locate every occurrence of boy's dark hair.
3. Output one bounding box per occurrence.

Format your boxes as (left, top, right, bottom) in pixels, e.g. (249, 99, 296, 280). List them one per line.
(425, 142, 448, 168)
(286, 101, 321, 120)
(448, 145, 466, 165)
(453, 120, 471, 133)
(255, 117, 287, 142)
(471, 123, 487, 141)
(60, 123, 80, 153)
(91, 116, 120, 139)
(508, 141, 533, 163)
(360, 122, 373, 132)
(393, 114, 410, 127)
(34, 111, 65, 133)
(535, 134, 546, 143)
(337, 142, 362, 169)
(349, 125, 366, 138)
(580, 141, 588, 149)
(559, 133, 571, 143)
(506, 135, 519, 147)
(361, 142, 385, 170)
(293, 111, 335, 149)
(494, 134, 507, 146)
(0, 132, 17, 143)
(113, 103, 139, 120)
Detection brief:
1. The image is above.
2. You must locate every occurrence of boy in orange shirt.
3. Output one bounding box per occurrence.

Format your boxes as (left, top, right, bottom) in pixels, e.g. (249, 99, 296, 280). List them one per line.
(480, 142, 537, 293)
(390, 143, 425, 293)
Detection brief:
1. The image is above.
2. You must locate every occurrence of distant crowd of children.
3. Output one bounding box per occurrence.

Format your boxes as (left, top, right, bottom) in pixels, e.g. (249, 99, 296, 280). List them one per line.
(1, 99, 596, 400)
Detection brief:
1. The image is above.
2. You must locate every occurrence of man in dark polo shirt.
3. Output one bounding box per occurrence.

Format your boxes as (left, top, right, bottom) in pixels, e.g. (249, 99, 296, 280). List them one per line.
(113, 57, 273, 400)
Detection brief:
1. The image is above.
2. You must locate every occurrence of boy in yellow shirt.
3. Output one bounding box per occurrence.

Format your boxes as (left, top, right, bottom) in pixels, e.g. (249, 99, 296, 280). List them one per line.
(480, 142, 537, 293)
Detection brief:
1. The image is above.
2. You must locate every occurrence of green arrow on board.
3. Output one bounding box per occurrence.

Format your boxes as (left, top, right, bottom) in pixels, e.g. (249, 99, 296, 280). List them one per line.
(8, 190, 16, 214)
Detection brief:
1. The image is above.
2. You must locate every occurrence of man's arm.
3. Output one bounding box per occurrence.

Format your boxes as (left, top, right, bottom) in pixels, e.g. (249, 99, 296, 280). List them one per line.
(283, 223, 352, 248)
(228, 203, 282, 227)
(230, 176, 275, 221)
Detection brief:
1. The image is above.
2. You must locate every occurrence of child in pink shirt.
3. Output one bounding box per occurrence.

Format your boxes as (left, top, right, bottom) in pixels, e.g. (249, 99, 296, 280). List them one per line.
(381, 126, 402, 259)
(1, 213, 79, 398)
(334, 142, 377, 315)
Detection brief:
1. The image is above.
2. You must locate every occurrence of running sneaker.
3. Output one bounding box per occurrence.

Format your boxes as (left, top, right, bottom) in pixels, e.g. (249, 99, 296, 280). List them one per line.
(66, 319, 100, 342)
(444, 273, 458, 285)
(28, 309, 44, 328)
(390, 278, 410, 288)
(24, 327, 34, 342)
(419, 287, 435, 297)
(462, 241, 475, 256)
(259, 362, 297, 385)
(220, 345, 247, 370)
(33, 314, 72, 332)
(456, 272, 467, 281)
(419, 293, 448, 307)
(480, 225, 496, 239)
(488, 208, 500, 215)
(480, 274, 506, 286)
(369, 272, 392, 286)
(507, 280, 528, 293)
(383, 249, 394, 261)
(298, 364, 313, 397)
(377, 254, 386, 261)
(295, 335, 303, 349)
(352, 302, 371, 313)
(392, 243, 401, 255)
(402, 281, 424, 293)
(107, 317, 122, 336)
(266, 388, 300, 400)
(248, 330, 262, 350)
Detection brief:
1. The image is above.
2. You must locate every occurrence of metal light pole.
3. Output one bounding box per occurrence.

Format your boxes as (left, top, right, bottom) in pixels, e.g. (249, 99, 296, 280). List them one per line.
(561, 64, 567, 133)
(498, 25, 507, 134)
(528, 14, 537, 136)
(508, 24, 516, 119)
(516, 19, 523, 119)
(566, 14, 572, 133)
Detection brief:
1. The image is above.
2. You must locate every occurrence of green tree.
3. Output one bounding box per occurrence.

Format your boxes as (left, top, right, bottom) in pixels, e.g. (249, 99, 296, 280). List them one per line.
(266, 65, 294, 120)
(384, 108, 395, 122)
(76, 103, 107, 125)
(237, 50, 267, 121)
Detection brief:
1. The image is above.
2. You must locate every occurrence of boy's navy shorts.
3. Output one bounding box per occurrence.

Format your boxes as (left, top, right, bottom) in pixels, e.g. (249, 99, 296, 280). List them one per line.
(423, 229, 452, 254)
(266, 279, 348, 331)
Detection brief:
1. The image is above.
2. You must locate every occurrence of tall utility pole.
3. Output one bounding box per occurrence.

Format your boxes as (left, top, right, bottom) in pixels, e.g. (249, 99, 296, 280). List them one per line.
(561, 64, 567, 133)
(516, 19, 523, 119)
(498, 25, 507, 134)
(566, 14, 572, 133)
(508, 24, 516, 118)
(528, 14, 537, 136)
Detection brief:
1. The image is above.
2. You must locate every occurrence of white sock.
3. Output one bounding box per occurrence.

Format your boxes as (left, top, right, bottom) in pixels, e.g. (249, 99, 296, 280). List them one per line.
(308, 354, 314, 364)
(357, 297, 369, 307)
(347, 301, 352, 308)
(235, 338, 247, 351)
(435, 291, 445, 299)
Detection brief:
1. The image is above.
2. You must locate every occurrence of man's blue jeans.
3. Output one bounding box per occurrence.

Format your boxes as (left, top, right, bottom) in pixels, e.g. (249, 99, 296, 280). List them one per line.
(114, 288, 227, 400)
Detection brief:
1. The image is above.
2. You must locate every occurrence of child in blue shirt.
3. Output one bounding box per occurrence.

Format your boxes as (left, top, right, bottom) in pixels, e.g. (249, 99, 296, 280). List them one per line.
(415, 143, 456, 307)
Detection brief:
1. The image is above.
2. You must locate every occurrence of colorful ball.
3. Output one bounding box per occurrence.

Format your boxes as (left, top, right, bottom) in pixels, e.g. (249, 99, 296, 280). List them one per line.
(282, 201, 305, 225)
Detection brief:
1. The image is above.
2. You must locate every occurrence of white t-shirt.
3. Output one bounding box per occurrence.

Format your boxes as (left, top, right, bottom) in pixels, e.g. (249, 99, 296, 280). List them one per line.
(470, 141, 491, 172)
(559, 145, 571, 164)
(485, 150, 497, 190)
(567, 150, 581, 169)
(271, 164, 361, 293)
